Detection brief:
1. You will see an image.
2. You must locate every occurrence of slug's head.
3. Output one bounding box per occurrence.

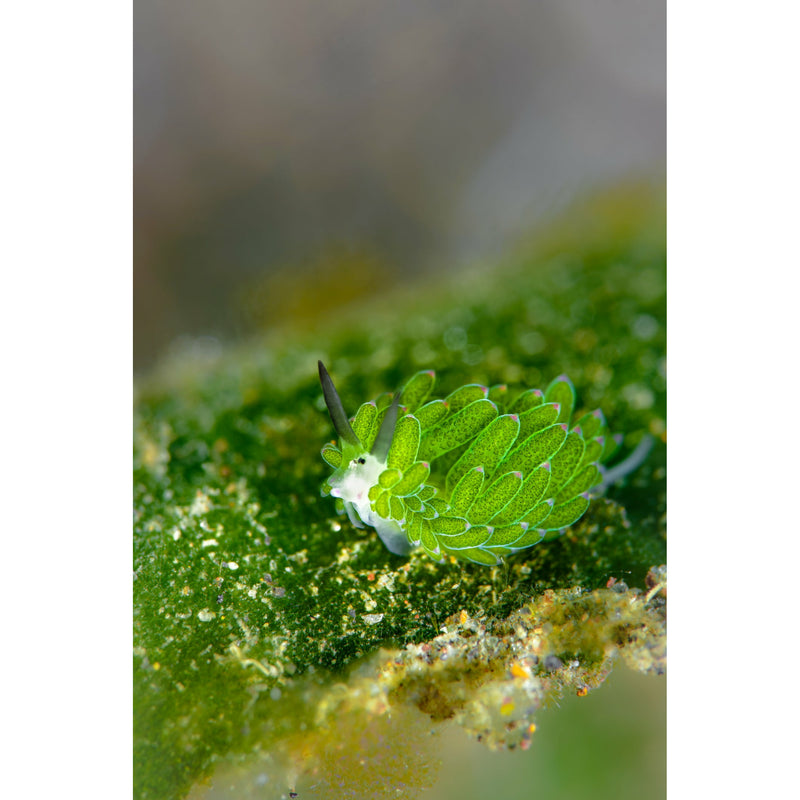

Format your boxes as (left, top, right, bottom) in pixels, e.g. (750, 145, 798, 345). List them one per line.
(318, 361, 400, 499)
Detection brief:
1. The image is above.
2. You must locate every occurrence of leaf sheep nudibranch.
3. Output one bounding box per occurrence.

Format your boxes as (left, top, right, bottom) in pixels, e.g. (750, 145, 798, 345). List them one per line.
(317, 361, 643, 565)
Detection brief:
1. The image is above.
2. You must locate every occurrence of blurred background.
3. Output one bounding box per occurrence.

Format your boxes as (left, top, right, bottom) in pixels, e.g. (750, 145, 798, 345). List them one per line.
(134, 0, 664, 374)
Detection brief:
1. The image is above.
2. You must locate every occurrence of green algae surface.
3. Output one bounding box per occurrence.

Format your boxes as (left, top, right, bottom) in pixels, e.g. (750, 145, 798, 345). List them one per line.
(134, 188, 666, 799)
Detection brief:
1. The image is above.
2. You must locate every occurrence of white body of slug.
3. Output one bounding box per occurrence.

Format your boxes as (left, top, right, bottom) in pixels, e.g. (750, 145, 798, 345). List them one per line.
(328, 453, 414, 555)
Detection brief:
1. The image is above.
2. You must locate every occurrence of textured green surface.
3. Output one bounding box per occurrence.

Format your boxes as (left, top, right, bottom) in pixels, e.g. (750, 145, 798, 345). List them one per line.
(319, 366, 624, 563)
(134, 188, 666, 799)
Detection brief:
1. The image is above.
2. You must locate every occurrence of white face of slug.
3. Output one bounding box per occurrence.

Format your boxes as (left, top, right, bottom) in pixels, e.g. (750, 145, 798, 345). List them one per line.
(329, 453, 413, 556)
(329, 453, 386, 522)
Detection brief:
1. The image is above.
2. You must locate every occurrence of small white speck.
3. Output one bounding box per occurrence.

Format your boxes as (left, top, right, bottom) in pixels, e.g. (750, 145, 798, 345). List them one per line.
(198, 609, 216, 622)
(190, 492, 213, 516)
(362, 613, 384, 625)
(227, 561, 239, 570)
(172, 529, 181, 541)
(201, 539, 219, 548)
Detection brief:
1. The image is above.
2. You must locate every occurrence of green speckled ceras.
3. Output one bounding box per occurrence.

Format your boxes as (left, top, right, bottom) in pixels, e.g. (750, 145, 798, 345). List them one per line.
(317, 362, 621, 566)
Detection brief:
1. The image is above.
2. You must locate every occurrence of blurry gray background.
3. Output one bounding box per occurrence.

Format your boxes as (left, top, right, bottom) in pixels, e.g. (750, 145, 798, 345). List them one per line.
(134, 0, 664, 372)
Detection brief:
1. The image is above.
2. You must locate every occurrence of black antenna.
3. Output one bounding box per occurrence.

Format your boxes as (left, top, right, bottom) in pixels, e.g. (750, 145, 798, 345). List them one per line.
(318, 361, 361, 447)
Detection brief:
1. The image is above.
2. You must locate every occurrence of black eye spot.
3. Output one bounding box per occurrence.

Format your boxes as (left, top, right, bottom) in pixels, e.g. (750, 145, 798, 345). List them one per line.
(357, 458, 366, 465)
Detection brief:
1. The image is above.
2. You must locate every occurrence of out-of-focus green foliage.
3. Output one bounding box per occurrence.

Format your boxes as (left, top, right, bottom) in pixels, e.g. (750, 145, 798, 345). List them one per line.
(134, 185, 666, 799)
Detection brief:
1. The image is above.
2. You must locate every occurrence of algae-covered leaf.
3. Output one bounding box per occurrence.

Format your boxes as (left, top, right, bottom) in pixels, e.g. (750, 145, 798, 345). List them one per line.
(399, 370, 436, 412)
(544, 375, 575, 424)
(444, 383, 489, 413)
(509, 388, 544, 414)
(490, 464, 551, 525)
(378, 467, 401, 489)
(418, 398, 498, 461)
(414, 399, 449, 430)
(386, 414, 421, 471)
(542, 493, 591, 530)
(449, 466, 486, 515)
(445, 413, 521, 492)
(517, 401, 562, 440)
(391, 460, 431, 497)
(320, 442, 342, 468)
(467, 471, 524, 526)
(549, 430, 585, 493)
(134, 191, 666, 799)
(498, 423, 567, 477)
(352, 401, 378, 447)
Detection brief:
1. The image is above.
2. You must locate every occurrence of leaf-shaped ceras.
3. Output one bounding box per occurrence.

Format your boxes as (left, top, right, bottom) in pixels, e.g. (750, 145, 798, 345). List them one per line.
(318, 362, 621, 565)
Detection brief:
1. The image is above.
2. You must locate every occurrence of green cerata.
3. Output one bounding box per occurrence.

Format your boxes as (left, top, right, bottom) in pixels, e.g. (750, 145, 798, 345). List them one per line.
(317, 361, 649, 566)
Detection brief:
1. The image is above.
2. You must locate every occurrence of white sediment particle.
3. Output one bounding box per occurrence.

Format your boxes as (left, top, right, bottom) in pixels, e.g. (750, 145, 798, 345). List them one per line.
(201, 539, 219, 548)
(190, 491, 213, 516)
(362, 614, 384, 625)
(227, 561, 239, 570)
(362, 594, 378, 611)
(198, 609, 216, 622)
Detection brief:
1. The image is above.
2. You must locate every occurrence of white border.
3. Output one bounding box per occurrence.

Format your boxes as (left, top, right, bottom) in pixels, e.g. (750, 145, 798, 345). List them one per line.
(668, 1, 797, 797)
(2, 2, 132, 796)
